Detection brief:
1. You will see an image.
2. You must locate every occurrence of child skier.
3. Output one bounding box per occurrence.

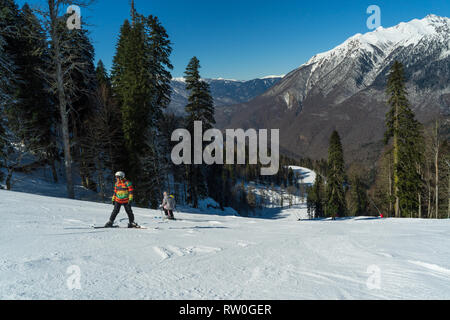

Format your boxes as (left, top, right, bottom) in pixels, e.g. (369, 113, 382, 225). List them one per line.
(160, 191, 176, 220)
(104, 171, 140, 228)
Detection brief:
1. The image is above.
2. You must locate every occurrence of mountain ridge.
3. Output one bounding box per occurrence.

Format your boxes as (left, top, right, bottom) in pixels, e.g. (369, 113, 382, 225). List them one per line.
(167, 76, 284, 115)
(216, 14, 450, 163)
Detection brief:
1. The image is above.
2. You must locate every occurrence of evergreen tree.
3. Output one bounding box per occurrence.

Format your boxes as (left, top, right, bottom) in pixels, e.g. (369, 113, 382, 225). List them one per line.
(183, 57, 215, 208)
(15, 4, 57, 179)
(0, 16, 15, 110)
(307, 174, 324, 218)
(326, 130, 347, 218)
(112, 6, 174, 206)
(111, 20, 132, 97)
(0, 34, 9, 184)
(0, 0, 19, 184)
(0, 0, 49, 187)
(221, 165, 234, 208)
(111, 18, 151, 180)
(0, 0, 20, 111)
(138, 14, 173, 208)
(385, 61, 424, 217)
(0, 0, 20, 49)
(288, 167, 294, 186)
(206, 163, 225, 210)
(185, 57, 215, 130)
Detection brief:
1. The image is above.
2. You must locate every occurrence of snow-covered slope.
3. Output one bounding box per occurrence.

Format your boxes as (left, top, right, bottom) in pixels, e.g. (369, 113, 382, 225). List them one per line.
(1, 190, 449, 300)
(288, 166, 317, 186)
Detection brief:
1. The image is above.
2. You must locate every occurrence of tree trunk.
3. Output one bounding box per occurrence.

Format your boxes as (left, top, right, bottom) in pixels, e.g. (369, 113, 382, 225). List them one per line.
(427, 183, 432, 218)
(435, 156, 439, 219)
(57, 60, 74, 199)
(388, 155, 393, 216)
(95, 156, 105, 203)
(434, 120, 439, 219)
(417, 165, 422, 219)
(418, 192, 421, 219)
(51, 160, 58, 183)
(394, 107, 400, 218)
(448, 168, 450, 219)
(50, 1, 74, 199)
(6, 169, 12, 190)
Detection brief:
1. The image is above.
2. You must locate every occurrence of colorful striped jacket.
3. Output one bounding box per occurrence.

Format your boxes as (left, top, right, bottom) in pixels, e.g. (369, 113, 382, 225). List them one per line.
(112, 179, 134, 204)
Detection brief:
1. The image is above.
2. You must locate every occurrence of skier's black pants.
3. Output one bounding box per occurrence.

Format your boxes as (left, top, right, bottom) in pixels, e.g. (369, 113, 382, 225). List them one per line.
(109, 202, 134, 223)
(163, 209, 174, 219)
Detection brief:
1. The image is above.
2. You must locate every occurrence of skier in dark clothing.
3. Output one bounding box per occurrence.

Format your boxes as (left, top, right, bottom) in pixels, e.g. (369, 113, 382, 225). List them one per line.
(104, 171, 139, 228)
(160, 191, 176, 220)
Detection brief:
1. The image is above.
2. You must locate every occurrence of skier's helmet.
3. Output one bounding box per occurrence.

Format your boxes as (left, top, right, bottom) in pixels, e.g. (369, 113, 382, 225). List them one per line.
(115, 171, 125, 179)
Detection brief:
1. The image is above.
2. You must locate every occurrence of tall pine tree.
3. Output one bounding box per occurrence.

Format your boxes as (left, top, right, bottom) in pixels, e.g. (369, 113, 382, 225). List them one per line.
(307, 173, 324, 218)
(183, 57, 215, 208)
(111, 5, 173, 206)
(0, 0, 19, 185)
(385, 61, 424, 217)
(326, 130, 347, 218)
(0, 0, 17, 108)
(111, 17, 151, 183)
(138, 14, 173, 208)
(0, 0, 20, 113)
(185, 57, 215, 131)
(15, 4, 57, 179)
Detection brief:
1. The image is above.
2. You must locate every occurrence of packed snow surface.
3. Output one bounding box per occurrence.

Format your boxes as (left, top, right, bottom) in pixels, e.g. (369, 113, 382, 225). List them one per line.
(1, 190, 449, 300)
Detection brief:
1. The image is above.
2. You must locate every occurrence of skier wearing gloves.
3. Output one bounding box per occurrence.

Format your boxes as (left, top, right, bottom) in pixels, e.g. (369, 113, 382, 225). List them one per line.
(160, 191, 176, 220)
(104, 172, 140, 228)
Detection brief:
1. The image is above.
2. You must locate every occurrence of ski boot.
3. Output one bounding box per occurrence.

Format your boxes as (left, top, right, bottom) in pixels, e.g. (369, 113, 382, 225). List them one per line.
(128, 222, 140, 229)
(104, 220, 114, 228)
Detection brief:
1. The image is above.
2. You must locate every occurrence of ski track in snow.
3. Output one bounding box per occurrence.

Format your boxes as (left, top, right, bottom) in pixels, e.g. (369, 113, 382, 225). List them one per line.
(1, 190, 450, 299)
(408, 261, 450, 276)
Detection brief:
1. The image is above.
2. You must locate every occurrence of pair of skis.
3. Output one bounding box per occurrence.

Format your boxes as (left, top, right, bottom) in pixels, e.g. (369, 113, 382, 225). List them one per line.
(92, 214, 177, 229)
(92, 225, 148, 230)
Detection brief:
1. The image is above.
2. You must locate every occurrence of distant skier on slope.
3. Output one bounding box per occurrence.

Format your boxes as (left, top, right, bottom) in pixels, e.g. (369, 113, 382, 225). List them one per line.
(160, 191, 176, 220)
(104, 172, 140, 228)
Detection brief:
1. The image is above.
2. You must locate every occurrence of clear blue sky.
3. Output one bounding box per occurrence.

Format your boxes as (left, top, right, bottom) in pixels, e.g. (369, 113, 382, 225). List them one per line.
(18, 0, 450, 80)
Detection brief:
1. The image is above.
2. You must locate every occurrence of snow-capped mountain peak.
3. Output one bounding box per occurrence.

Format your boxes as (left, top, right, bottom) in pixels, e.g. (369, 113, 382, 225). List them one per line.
(269, 14, 450, 108)
(306, 15, 449, 70)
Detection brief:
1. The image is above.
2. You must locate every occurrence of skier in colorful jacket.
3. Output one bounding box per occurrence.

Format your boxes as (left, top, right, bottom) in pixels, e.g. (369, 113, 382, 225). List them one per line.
(105, 171, 139, 228)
